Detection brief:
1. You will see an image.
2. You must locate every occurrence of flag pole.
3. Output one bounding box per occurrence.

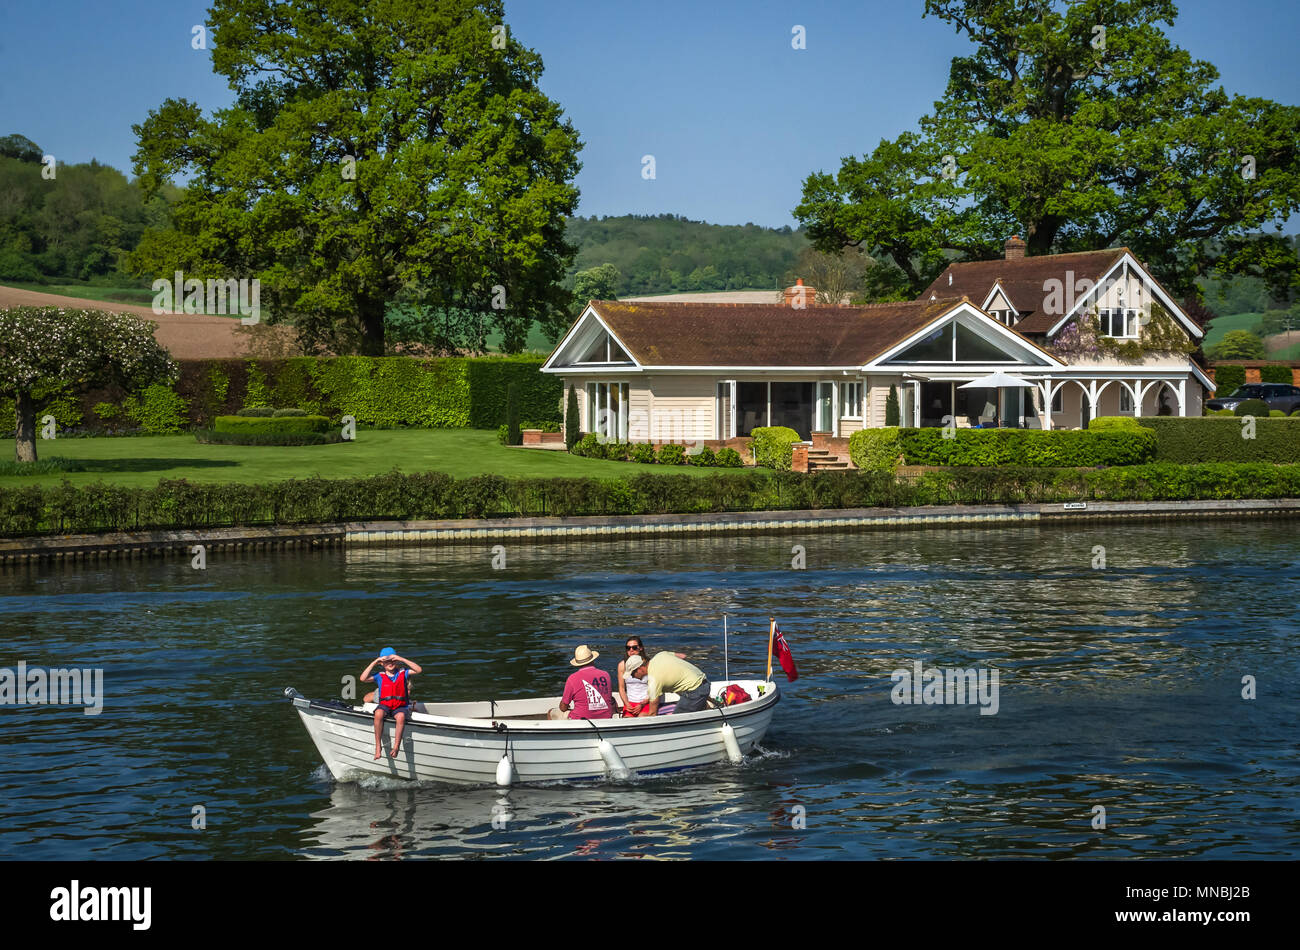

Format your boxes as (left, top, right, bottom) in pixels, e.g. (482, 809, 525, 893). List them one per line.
(766, 617, 776, 683)
(723, 613, 729, 681)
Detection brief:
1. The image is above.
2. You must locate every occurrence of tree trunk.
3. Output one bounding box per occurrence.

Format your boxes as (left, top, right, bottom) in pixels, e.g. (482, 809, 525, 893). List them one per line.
(358, 298, 386, 356)
(14, 389, 37, 463)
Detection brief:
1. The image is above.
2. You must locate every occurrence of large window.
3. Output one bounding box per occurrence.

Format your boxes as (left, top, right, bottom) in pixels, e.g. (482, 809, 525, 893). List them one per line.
(891, 321, 1017, 362)
(586, 382, 629, 441)
(840, 382, 863, 418)
(1099, 308, 1139, 339)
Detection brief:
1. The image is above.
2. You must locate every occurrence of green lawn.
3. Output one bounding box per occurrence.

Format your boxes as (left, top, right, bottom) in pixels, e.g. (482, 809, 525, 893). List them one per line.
(0, 429, 757, 488)
(1203, 312, 1264, 348)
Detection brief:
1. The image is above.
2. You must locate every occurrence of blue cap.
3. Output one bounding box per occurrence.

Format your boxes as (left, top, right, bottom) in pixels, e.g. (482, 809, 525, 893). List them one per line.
(379, 647, 396, 657)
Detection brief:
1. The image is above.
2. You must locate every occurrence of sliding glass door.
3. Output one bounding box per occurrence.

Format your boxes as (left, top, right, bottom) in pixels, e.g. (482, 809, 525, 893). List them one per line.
(586, 381, 629, 441)
(815, 381, 835, 433)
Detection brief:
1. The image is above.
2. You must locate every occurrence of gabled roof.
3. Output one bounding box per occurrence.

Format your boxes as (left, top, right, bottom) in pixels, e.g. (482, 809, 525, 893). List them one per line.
(921, 248, 1125, 335)
(563, 298, 967, 367)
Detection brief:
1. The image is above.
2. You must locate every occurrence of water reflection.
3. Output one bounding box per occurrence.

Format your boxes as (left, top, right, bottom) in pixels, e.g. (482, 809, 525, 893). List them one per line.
(1, 520, 1297, 859)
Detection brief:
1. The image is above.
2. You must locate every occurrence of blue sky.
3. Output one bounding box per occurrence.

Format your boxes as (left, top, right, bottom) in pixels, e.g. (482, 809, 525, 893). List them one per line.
(1, 0, 1296, 228)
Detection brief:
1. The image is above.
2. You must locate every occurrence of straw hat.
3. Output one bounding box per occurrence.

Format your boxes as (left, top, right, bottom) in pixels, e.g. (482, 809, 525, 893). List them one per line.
(569, 645, 600, 667)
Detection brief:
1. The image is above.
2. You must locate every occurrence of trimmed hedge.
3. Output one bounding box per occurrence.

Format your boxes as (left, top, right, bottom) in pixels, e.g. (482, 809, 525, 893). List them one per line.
(716, 448, 744, 468)
(51, 355, 561, 433)
(1137, 417, 1300, 463)
(1212, 364, 1246, 398)
(195, 430, 345, 446)
(848, 428, 905, 472)
(1260, 365, 1294, 384)
(856, 427, 1157, 468)
(5, 464, 1300, 536)
(1088, 416, 1144, 431)
(1234, 399, 1269, 417)
(751, 426, 801, 470)
(213, 415, 333, 435)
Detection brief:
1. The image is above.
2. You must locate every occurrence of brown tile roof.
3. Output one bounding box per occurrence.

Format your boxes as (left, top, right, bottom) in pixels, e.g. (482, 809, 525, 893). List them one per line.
(919, 248, 1126, 335)
(588, 298, 964, 366)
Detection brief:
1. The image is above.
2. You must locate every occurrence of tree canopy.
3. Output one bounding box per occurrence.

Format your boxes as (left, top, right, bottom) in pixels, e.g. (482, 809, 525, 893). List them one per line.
(572, 263, 620, 301)
(128, 0, 583, 356)
(795, 0, 1300, 302)
(1206, 329, 1267, 361)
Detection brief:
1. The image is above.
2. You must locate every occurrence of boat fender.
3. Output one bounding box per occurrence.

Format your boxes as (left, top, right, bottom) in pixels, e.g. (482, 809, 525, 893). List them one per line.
(598, 739, 632, 782)
(495, 753, 516, 787)
(720, 721, 742, 764)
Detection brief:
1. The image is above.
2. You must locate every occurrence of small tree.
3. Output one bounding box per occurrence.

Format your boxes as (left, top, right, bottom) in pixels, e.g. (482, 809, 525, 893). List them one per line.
(565, 384, 581, 450)
(572, 263, 621, 302)
(885, 384, 900, 426)
(505, 382, 521, 446)
(0, 307, 176, 462)
(1207, 330, 1267, 361)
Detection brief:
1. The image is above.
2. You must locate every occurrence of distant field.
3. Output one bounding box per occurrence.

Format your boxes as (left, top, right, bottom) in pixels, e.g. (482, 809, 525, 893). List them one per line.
(3, 282, 559, 352)
(1203, 312, 1263, 348)
(1266, 334, 1300, 360)
(2, 281, 158, 306)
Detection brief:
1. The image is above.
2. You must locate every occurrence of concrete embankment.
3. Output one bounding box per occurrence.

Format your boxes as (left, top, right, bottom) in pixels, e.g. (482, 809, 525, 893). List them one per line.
(2, 497, 1298, 564)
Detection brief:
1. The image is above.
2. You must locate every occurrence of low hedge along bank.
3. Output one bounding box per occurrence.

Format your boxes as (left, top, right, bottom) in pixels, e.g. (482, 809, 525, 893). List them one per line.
(213, 415, 334, 435)
(1136, 417, 1300, 463)
(4, 463, 1300, 536)
(849, 427, 1156, 470)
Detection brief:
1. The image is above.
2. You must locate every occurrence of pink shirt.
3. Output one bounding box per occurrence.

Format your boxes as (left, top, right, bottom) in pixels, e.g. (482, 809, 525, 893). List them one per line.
(561, 666, 614, 719)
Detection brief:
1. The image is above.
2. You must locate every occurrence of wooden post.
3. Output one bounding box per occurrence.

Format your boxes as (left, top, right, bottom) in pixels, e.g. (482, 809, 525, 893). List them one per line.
(766, 617, 776, 683)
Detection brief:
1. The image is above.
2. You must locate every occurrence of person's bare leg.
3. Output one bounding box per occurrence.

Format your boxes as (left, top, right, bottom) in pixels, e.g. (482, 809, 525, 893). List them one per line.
(373, 708, 385, 759)
(390, 709, 407, 757)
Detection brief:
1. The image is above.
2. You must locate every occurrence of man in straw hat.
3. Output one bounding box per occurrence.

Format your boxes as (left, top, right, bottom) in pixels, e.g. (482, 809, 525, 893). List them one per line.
(549, 645, 614, 720)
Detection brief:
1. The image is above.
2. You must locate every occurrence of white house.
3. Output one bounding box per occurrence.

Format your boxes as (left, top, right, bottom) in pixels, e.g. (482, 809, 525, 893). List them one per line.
(541, 239, 1211, 449)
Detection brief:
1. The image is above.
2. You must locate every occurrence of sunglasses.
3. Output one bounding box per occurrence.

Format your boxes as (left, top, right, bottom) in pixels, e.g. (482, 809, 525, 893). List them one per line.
(626, 645, 642, 651)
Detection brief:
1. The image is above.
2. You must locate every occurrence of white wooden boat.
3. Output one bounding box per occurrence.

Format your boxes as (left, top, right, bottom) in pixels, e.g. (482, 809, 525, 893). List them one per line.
(286, 679, 780, 786)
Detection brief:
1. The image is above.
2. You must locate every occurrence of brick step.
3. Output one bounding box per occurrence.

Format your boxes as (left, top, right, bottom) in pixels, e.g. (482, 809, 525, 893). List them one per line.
(808, 461, 851, 471)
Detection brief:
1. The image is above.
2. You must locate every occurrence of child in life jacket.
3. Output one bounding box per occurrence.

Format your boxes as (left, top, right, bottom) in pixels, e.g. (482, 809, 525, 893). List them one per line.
(361, 648, 423, 759)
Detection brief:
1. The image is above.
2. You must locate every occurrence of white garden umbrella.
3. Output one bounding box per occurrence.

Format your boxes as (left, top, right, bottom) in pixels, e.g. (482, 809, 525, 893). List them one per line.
(958, 372, 1036, 427)
(957, 371, 1035, 390)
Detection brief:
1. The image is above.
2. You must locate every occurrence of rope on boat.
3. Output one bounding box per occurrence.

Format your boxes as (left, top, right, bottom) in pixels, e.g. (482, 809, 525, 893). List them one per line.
(494, 720, 515, 787)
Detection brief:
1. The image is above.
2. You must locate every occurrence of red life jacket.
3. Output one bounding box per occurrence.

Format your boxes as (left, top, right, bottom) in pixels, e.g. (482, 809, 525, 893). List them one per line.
(722, 684, 752, 706)
(377, 669, 409, 709)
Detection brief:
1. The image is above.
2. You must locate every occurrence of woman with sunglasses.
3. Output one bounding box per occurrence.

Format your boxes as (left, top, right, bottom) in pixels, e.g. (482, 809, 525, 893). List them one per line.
(618, 638, 650, 718)
(617, 638, 687, 718)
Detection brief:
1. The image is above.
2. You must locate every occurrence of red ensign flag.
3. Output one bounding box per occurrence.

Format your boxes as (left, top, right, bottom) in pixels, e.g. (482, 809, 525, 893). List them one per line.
(774, 625, 798, 682)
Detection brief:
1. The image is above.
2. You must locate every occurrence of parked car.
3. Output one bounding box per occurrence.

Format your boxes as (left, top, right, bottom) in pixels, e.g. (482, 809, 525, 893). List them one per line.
(1206, 384, 1300, 414)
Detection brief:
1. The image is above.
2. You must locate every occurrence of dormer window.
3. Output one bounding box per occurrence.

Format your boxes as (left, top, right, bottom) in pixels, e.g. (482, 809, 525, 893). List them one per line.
(1099, 308, 1139, 339)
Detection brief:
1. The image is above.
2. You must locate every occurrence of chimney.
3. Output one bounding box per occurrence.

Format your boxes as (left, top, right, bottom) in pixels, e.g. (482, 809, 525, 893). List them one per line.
(1004, 235, 1026, 260)
(783, 277, 816, 308)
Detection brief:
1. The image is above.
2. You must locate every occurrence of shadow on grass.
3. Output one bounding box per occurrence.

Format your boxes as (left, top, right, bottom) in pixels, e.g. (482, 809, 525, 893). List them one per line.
(55, 457, 241, 473)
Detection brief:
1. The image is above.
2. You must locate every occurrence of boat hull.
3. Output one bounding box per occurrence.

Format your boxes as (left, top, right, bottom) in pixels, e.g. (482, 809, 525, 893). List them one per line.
(289, 680, 779, 786)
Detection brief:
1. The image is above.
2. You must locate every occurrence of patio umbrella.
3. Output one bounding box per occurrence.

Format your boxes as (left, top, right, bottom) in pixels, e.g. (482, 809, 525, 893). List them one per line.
(957, 371, 1036, 390)
(958, 371, 1037, 427)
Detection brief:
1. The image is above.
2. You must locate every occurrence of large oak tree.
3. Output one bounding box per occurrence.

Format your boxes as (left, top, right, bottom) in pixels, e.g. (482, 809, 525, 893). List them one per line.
(796, 0, 1300, 300)
(129, 0, 583, 355)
